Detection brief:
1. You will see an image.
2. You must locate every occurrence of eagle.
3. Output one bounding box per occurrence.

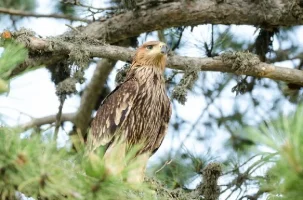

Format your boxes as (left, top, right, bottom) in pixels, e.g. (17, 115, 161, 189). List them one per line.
(87, 41, 172, 183)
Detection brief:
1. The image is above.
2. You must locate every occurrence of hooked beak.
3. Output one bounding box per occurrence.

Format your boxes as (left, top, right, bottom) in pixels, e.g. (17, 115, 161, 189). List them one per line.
(160, 44, 169, 54)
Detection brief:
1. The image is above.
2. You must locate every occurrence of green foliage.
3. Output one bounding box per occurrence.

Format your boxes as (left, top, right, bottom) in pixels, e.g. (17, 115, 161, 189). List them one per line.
(0, 40, 28, 93)
(151, 158, 197, 188)
(55, 2, 76, 16)
(247, 105, 303, 199)
(149, 151, 213, 189)
(0, 128, 78, 199)
(0, 78, 8, 93)
(214, 28, 250, 52)
(0, 41, 28, 79)
(0, 128, 157, 200)
(0, 0, 36, 11)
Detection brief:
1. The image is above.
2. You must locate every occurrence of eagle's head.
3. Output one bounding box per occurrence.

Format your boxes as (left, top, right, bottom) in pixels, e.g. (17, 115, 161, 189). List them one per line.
(132, 41, 169, 70)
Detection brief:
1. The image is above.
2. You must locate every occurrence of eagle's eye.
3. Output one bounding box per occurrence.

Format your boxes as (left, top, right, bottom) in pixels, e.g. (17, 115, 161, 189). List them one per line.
(146, 45, 153, 50)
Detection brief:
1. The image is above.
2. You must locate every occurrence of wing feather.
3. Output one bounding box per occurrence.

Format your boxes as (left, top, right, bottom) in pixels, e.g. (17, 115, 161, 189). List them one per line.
(88, 78, 139, 151)
(151, 99, 172, 155)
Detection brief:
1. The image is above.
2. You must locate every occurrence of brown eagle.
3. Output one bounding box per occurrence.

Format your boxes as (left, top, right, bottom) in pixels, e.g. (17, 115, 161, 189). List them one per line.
(88, 41, 172, 182)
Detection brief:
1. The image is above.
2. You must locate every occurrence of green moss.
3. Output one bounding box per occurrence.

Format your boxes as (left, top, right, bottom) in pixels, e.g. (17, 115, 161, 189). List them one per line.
(0, 0, 36, 11)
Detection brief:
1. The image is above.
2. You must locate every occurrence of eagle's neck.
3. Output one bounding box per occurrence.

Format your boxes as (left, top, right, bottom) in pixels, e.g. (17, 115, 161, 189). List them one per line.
(131, 55, 166, 71)
(127, 66, 165, 86)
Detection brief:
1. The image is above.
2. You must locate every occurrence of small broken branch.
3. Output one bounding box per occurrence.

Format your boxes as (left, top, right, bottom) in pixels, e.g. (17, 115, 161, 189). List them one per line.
(0, 7, 91, 23)
(20, 113, 75, 131)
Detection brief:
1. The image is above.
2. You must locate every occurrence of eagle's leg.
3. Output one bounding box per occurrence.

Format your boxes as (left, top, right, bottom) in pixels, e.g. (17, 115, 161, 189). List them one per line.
(103, 142, 126, 178)
(126, 152, 150, 183)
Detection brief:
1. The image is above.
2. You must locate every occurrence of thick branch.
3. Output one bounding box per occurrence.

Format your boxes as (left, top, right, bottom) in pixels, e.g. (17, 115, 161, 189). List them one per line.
(78, 0, 303, 42)
(11, 36, 303, 86)
(3, 1, 302, 45)
(20, 113, 75, 131)
(0, 7, 91, 23)
(73, 59, 116, 135)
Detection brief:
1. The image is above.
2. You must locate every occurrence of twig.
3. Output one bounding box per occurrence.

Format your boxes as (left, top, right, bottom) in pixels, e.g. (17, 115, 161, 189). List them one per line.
(0, 7, 91, 23)
(54, 95, 66, 136)
(20, 113, 75, 131)
(65, 24, 81, 33)
(174, 86, 224, 156)
(222, 155, 260, 176)
(171, 27, 185, 51)
(154, 159, 173, 174)
(0, 106, 34, 119)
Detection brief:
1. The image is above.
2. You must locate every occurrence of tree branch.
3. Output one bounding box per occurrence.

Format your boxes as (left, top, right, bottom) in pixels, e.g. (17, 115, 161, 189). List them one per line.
(5, 0, 303, 82)
(20, 113, 75, 131)
(0, 7, 91, 23)
(4, 1, 303, 78)
(77, 0, 303, 42)
(10, 35, 303, 86)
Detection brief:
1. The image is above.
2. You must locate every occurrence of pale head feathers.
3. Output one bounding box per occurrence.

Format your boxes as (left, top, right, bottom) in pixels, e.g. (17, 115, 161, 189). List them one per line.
(131, 41, 168, 70)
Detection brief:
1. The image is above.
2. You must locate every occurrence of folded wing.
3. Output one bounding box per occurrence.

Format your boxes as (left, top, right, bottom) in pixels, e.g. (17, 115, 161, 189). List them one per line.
(88, 78, 139, 152)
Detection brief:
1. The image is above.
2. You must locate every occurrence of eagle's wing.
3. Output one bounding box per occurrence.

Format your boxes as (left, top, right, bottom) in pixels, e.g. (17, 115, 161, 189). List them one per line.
(152, 98, 172, 155)
(88, 77, 139, 152)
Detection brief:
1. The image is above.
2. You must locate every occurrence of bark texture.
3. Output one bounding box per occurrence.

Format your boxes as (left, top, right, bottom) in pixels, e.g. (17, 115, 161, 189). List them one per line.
(79, 0, 303, 42)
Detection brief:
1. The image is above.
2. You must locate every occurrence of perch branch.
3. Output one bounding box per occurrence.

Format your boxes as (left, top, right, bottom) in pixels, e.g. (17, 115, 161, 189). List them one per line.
(9, 35, 303, 86)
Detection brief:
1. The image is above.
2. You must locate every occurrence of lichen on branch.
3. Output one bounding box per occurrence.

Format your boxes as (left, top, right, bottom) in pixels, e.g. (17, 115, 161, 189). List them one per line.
(171, 65, 200, 104)
(221, 52, 261, 75)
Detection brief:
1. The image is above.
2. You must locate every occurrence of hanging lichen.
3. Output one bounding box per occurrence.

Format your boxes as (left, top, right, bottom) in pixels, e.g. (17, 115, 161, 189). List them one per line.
(69, 46, 90, 69)
(222, 51, 261, 95)
(55, 77, 78, 96)
(171, 65, 200, 105)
